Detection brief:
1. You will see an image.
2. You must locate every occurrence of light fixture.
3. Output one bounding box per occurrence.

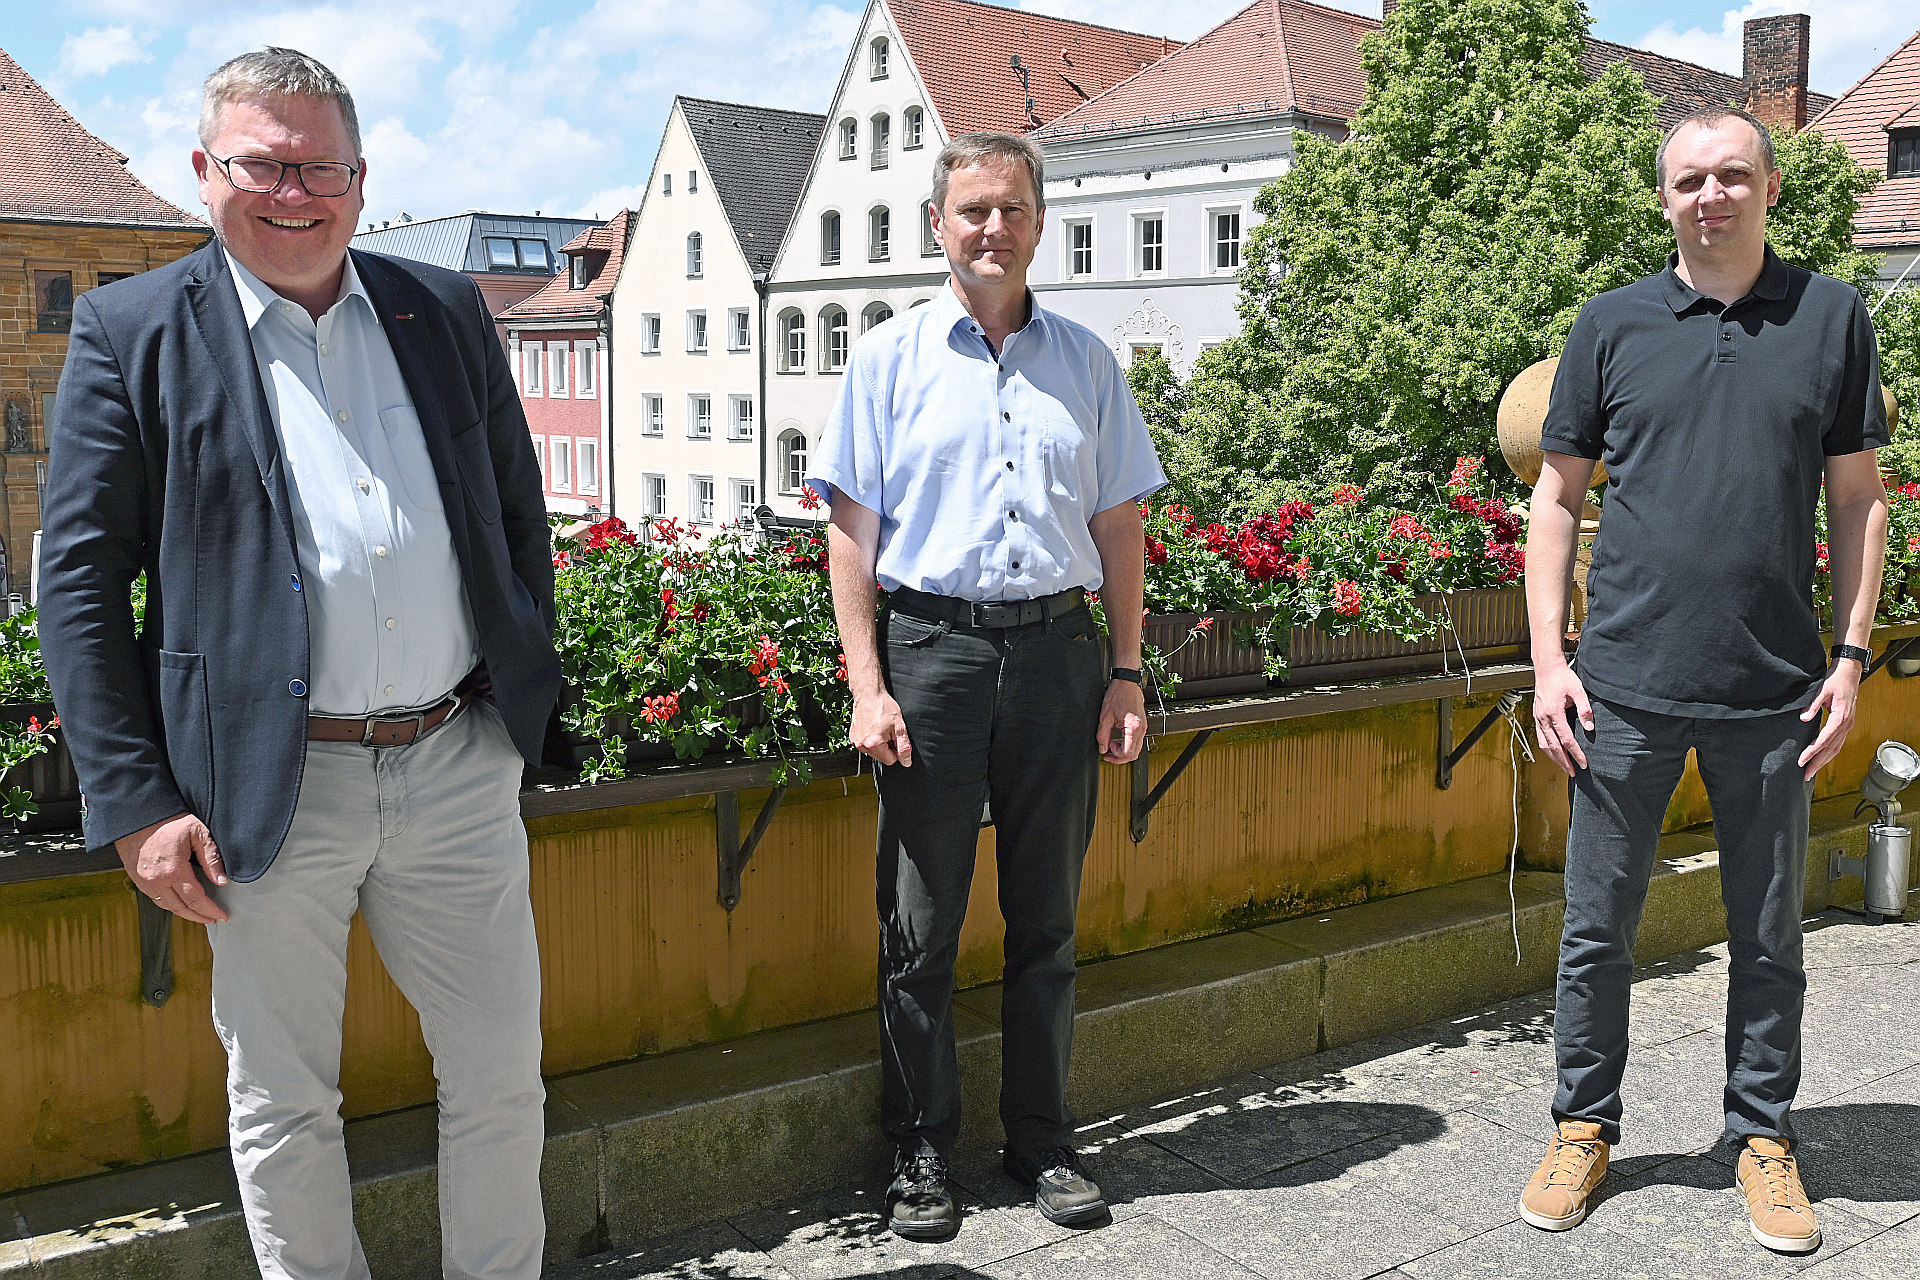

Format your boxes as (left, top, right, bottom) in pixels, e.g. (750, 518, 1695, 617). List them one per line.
(1829, 740, 1919, 920)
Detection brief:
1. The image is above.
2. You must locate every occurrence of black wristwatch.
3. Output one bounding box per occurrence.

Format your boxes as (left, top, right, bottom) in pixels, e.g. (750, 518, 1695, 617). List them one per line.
(1109, 667, 1143, 685)
(1831, 643, 1871, 668)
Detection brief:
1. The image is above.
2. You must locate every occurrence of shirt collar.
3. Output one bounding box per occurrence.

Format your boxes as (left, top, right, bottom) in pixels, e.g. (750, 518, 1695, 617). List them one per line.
(1660, 244, 1789, 314)
(224, 244, 370, 329)
(930, 280, 1046, 345)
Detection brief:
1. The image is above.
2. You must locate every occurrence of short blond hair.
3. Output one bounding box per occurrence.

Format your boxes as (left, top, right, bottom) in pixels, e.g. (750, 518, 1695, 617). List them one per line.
(932, 132, 1045, 211)
(199, 47, 361, 157)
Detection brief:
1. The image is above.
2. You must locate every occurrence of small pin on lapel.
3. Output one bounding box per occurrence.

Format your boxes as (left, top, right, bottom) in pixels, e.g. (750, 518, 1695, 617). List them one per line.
(395, 313, 414, 320)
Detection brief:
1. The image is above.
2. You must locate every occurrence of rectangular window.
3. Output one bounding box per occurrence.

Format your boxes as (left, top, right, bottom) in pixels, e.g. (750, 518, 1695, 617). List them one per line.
(729, 395, 755, 441)
(531, 436, 546, 488)
(577, 438, 599, 494)
(1067, 220, 1093, 277)
(663, 172, 672, 195)
(904, 108, 924, 149)
(839, 119, 857, 160)
(689, 169, 698, 192)
(691, 475, 715, 524)
(1212, 210, 1242, 272)
(733, 479, 758, 525)
(575, 343, 597, 397)
(516, 239, 550, 272)
(523, 343, 544, 395)
(1894, 131, 1920, 178)
(550, 344, 569, 397)
(644, 473, 667, 518)
(870, 207, 890, 261)
(642, 313, 661, 353)
(94, 270, 137, 289)
(688, 395, 712, 439)
(871, 117, 890, 170)
(643, 393, 664, 436)
(34, 271, 73, 334)
(729, 308, 751, 351)
(1135, 215, 1164, 276)
(485, 238, 519, 269)
(569, 256, 586, 289)
(687, 310, 708, 353)
(1129, 342, 1163, 366)
(550, 437, 572, 493)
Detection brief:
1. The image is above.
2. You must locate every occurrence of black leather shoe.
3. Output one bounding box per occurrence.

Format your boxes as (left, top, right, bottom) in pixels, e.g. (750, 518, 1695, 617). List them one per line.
(1003, 1145, 1108, 1226)
(887, 1140, 958, 1240)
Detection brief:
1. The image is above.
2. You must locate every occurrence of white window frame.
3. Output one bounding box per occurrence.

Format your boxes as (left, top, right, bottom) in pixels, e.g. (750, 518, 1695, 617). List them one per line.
(522, 342, 544, 396)
(575, 341, 598, 398)
(663, 172, 672, 196)
(778, 309, 806, 372)
(731, 476, 758, 526)
(838, 118, 857, 160)
(1065, 218, 1094, 278)
(643, 472, 668, 519)
(690, 474, 716, 524)
(820, 307, 849, 373)
(1206, 204, 1244, 275)
(903, 106, 924, 150)
(530, 434, 546, 488)
(779, 429, 807, 494)
(550, 436, 572, 494)
(686, 309, 708, 353)
(728, 308, 751, 352)
(687, 394, 713, 439)
(821, 210, 842, 265)
(641, 313, 661, 354)
(641, 392, 664, 437)
(862, 301, 893, 333)
(688, 168, 698, 193)
(550, 343, 569, 398)
(870, 37, 889, 79)
(577, 437, 600, 495)
(686, 231, 703, 278)
(869, 206, 890, 262)
(920, 200, 939, 257)
(1132, 210, 1167, 278)
(870, 114, 890, 170)
(728, 394, 755, 441)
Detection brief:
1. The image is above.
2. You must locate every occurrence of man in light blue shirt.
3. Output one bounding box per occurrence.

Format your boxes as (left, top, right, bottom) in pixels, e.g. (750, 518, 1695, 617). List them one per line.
(809, 131, 1165, 1241)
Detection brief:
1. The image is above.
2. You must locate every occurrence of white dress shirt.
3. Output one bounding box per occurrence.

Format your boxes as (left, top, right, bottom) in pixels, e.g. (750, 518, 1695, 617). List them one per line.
(806, 286, 1165, 601)
(227, 249, 479, 716)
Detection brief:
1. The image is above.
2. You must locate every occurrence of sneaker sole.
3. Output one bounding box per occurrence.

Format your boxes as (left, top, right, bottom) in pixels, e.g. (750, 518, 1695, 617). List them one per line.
(1518, 1199, 1589, 1232)
(889, 1215, 958, 1241)
(1037, 1197, 1108, 1226)
(1749, 1220, 1821, 1253)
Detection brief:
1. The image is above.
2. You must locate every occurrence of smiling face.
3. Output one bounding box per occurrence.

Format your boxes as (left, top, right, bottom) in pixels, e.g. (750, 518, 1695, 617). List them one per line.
(1658, 117, 1779, 262)
(194, 93, 364, 309)
(932, 157, 1045, 293)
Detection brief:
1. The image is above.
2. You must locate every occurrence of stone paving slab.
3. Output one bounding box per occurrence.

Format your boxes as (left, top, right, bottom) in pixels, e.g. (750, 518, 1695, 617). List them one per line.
(566, 905, 1920, 1280)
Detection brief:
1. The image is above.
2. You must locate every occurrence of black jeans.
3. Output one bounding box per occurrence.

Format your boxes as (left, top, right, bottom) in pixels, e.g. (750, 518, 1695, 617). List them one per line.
(875, 599, 1106, 1157)
(1553, 697, 1818, 1147)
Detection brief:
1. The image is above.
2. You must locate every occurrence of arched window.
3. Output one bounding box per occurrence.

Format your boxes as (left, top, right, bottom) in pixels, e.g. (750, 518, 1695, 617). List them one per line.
(869, 206, 891, 262)
(870, 37, 889, 79)
(778, 309, 806, 372)
(862, 301, 894, 333)
(920, 200, 939, 257)
(820, 211, 841, 266)
(903, 106, 924, 150)
(820, 306, 850, 372)
(779, 430, 808, 494)
(838, 118, 857, 160)
(870, 114, 890, 170)
(685, 231, 703, 278)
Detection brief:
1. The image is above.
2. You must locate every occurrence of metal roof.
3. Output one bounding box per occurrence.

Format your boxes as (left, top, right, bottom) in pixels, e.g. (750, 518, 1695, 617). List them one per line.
(350, 210, 600, 274)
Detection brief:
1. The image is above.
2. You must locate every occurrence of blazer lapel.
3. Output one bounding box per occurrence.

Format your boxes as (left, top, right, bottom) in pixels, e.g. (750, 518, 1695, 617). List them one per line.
(185, 244, 299, 551)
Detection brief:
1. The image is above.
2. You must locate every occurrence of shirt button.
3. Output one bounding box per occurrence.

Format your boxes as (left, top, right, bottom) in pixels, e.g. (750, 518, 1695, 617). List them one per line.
(375, 545, 389, 557)
(385, 618, 396, 630)
(337, 410, 348, 422)
(1011, 561, 1021, 570)
(319, 344, 328, 356)
(1003, 412, 1010, 421)
(357, 477, 370, 493)
(1009, 510, 1019, 521)
(385, 685, 395, 696)
(289, 679, 307, 696)
(1005, 460, 1014, 470)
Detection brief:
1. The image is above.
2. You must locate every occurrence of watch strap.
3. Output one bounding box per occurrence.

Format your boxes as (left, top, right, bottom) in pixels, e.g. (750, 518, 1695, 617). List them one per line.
(1832, 643, 1872, 666)
(1109, 667, 1143, 685)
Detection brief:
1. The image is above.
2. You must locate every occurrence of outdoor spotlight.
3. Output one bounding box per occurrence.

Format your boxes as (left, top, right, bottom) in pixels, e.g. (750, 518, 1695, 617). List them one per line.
(1828, 740, 1920, 920)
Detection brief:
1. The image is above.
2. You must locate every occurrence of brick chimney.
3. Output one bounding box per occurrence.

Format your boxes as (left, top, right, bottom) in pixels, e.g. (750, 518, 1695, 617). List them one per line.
(1743, 14, 1811, 133)
(1381, 0, 1398, 19)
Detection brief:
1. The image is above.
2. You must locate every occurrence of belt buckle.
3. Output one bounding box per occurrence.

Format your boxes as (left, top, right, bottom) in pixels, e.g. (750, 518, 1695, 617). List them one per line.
(361, 710, 424, 748)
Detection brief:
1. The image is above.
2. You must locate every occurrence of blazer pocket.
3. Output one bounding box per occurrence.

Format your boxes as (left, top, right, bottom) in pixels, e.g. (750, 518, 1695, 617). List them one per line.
(156, 650, 214, 814)
(451, 419, 503, 524)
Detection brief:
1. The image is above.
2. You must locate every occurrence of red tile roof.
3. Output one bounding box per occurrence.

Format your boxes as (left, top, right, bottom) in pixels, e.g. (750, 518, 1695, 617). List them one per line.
(1041, 1, 1833, 140)
(500, 209, 632, 322)
(1810, 29, 1920, 251)
(0, 45, 204, 228)
(887, 0, 1180, 135)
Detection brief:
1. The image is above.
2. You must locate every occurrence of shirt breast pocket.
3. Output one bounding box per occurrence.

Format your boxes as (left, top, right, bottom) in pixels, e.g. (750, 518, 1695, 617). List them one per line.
(1040, 410, 1093, 505)
(379, 405, 446, 513)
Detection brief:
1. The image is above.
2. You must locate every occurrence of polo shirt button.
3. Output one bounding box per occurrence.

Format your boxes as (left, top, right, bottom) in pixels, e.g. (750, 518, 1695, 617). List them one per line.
(289, 679, 307, 697)
(1721, 332, 1732, 341)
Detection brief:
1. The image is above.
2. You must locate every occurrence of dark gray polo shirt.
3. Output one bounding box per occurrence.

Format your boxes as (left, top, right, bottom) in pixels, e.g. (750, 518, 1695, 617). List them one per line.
(1541, 246, 1888, 718)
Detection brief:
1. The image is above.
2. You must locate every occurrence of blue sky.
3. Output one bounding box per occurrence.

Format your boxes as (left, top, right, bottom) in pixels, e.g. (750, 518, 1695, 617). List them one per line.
(4, 1, 1914, 229)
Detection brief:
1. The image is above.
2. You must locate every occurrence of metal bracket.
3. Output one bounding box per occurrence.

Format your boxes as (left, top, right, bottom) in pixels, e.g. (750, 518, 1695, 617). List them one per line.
(136, 891, 174, 1008)
(716, 783, 791, 911)
(1130, 729, 1216, 843)
(1436, 695, 1515, 790)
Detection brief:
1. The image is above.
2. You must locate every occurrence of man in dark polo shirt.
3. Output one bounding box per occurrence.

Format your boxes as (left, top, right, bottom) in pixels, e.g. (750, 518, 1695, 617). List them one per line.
(1521, 106, 1889, 1254)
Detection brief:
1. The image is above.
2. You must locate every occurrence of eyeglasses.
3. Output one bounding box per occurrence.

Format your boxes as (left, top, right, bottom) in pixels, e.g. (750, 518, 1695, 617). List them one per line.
(209, 153, 361, 198)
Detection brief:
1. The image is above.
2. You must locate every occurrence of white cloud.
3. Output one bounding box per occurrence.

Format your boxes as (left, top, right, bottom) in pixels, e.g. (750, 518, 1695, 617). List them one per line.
(1635, 1, 1919, 98)
(568, 184, 650, 221)
(1017, 0, 1378, 43)
(58, 26, 153, 78)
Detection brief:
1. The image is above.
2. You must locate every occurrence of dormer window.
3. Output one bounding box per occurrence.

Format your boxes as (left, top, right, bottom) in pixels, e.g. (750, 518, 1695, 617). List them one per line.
(1893, 130, 1920, 178)
(871, 37, 889, 79)
(569, 255, 586, 289)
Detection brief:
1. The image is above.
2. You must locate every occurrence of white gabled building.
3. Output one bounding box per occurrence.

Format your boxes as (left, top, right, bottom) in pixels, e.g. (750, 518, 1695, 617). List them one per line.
(761, 0, 1178, 521)
(608, 97, 822, 530)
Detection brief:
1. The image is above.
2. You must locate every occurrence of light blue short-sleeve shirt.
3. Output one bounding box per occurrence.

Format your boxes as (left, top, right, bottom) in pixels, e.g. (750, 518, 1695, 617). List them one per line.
(806, 286, 1166, 601)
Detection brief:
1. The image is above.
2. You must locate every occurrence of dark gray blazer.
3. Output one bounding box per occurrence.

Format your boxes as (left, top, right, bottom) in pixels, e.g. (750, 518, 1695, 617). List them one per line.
(39, 241, 560, 881)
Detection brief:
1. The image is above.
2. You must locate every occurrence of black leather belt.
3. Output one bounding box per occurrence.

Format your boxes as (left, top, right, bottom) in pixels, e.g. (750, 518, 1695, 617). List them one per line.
(889, 585, 1087, 630)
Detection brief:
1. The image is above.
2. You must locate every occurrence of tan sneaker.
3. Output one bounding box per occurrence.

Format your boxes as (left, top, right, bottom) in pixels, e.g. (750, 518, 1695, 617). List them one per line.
(1519, 1120, 1609, 1230)
(1737, 1137, 1821, 1253)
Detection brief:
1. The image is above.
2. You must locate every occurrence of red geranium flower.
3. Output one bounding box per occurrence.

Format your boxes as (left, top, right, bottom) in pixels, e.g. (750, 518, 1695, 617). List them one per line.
(1447, 456, 1483, 491)
(798, 486, 823, 511)
(641, 692, 681, 724)
(1331, 484, 1364, 507)
(1144, 534, 1168, 566)
(1331, 579, 1362, 616)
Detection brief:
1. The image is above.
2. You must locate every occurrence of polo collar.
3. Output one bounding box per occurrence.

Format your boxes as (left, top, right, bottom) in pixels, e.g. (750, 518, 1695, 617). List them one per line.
(224, 244, 370, 330)
(1660, 244, 1789, 314)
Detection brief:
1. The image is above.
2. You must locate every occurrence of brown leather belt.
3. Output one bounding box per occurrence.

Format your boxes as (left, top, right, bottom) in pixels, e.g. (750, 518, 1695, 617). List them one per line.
(308, 690, 472, 747)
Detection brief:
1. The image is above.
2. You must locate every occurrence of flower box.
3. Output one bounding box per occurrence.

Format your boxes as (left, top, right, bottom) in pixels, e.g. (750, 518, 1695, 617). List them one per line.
(1282, 587, 1529, 685)
(0, 701, 82, 833)
(1141, 611, 1271, 698)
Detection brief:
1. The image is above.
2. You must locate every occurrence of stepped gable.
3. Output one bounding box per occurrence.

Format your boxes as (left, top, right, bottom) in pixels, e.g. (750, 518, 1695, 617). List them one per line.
(679, 97, 825, 273)
(0, 46, 202, 226)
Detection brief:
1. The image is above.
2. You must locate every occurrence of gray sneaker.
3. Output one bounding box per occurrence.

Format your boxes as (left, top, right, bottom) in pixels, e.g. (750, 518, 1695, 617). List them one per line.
(887, 1141, 957, 1240)
(1003, 1145, 1108, 1226)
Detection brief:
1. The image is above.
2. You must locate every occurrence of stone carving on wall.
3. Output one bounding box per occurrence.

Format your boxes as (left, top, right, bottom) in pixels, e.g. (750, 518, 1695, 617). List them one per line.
(3, 401, 26, 453)
(1112, 298, 1186, 375)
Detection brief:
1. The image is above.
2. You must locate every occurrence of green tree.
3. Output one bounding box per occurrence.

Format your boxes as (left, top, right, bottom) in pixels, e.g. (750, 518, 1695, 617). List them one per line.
(1876, 286, 1920, 480)
(1160, 0, 1880, 518)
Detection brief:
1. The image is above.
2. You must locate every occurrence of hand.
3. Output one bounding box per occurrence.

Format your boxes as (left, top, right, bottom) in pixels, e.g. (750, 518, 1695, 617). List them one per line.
(850, 690, 914, 767)
(1097, 678, 1147, 764)
(1798, 661, 1862, 780)
(116, 812, 229, 924)
(1532, 662, 1594, 776)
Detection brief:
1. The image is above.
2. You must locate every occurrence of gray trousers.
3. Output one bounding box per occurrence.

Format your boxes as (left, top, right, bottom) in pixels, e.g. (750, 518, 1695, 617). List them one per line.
(206, 699, 545, 1280)
(875, 601, 1106, 1157)
(1553, 696, 1817, 1147)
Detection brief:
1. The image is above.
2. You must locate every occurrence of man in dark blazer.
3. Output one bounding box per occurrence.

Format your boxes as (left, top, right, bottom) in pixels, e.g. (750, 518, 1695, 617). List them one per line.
(39, 48, 559, 1279)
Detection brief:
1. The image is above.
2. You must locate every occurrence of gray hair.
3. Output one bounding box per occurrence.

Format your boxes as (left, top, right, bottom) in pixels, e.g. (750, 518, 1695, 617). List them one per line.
(1655, 105, 1776, 188)
(199, 47, 361, 158)
(931, 132, 1046, 211)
